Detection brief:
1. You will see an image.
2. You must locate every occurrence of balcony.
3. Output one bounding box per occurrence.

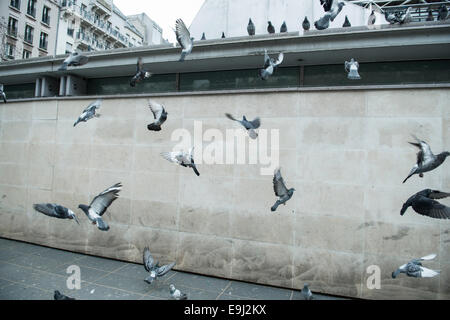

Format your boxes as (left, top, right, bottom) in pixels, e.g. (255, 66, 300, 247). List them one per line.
(90, 0, 112, 17)
(79, 9, 94, 25)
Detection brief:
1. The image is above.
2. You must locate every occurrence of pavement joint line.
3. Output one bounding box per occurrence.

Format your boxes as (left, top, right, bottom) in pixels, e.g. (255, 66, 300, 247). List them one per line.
(76, 280, 147, 298)
(90, 263, 130, 285)
(289, 290, 294, 300)
(0, 276, 57, 295)
(215, 281, 232, 300)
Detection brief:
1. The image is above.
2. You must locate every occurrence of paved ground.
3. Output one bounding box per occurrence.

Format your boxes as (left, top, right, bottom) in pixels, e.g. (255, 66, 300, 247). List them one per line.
(0, 237, 347, 300)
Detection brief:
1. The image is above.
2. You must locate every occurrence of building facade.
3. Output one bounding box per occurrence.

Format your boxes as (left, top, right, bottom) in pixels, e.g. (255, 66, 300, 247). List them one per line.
(1, 0, 60, 61)
(127, 13, 166, 46)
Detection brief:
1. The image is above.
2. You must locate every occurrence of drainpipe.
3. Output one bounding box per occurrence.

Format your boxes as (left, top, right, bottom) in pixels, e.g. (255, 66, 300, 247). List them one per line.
(54, 0, 62, 57)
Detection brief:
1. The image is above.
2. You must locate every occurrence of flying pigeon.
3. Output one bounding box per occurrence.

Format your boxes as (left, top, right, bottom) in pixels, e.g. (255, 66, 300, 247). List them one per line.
(271, 168, 295, 212)
(401, 189, 450, 220)
(384, 10, 400, 24)
(392, 254, 440, 279)
(368, 10, 376, 25)
(58, 51, 88, 71)
(426, 8, 434, 21)
(175, 19, 194, 62)
(402, 135, 449, 183)
(225, 113, 260, 139)
(161, 147, 200, 176)
(169, 284, 187, 300)
(247, 18, 255, 36)
(302, 17, 310, 31)
(130, 57, 152, 87)
(33, 203, 79, 224)
(147, 100, 168, 131)
(301, 283, 313, 300)
(345, 58, 361, 80)
(221, 32, 226, 38)
(54, 290, 76, 300)
(343, 15, 351, 27)
(438, 4, 448, 20)
(259, 49, 284, 80)
(399, 7, 413, 24)
(267, 21, 275, 34)
(320, 0, 345, 21)
(78, 183, 122, 231)
(314, 12, 332, 30)
(280, 21, 287, 33)
(201, 32, 206, 40)
(143, 247, 176, 284)
(73, 99, 102, 127)
(0, 84, 6, 103)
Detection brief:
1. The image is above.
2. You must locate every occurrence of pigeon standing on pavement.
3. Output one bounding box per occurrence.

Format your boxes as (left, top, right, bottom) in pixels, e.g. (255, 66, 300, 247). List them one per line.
(343, 15, 351, 27)
(259, 49, 284, 80)
(438, 4, 448, 20)
(0, 84, 6, 103)
(169, 284, 187, 300)
(402, 135, 449, 183)
(73, 99, 102, 127)
(247, 18, 256, 35)
(267, 21, 275, 34)
(302, 17, 310, 31)
(401, 189, 450, 220)
(392, 254, 440, 278)
(54, 290, 76, 300)
(78, 183, 122, 231)
(271, 168, 295, 212)
(368, 10, 376, 25)
(143, 247, 176, 284)
(130, 57, 152, 87)
(175, 19, 194, 62)
(345, 58, 361, 80)
(147, 100, 168, 132)
(58, 52, 89, 71)
(280, 21, 288, 33)
(225, 113, 261, 139)
(161, 147, 200, 176)
(33, 203, 80, 224)
(301, 283, 313, 300)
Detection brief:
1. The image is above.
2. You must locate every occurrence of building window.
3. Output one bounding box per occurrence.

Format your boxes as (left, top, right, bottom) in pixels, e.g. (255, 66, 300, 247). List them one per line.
(10, 0, 21, 10)
(24, 25, 34, 44)
(7, 17, 18, 37)
(22, 49, 31, 59)
(67, 27, 74, 37)
(5, 43, 15, 59)
(42, 6, 50, 25)
(39, 32, 48, 50)
(65, 42, 72, 54)
(27, 0, 36, 17)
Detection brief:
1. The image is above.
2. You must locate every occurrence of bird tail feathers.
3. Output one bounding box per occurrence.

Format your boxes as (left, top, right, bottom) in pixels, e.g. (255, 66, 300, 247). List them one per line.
(192, 165, 200, 176)
(96, 218, 110, 231)
(58, 63, 68, 71)
(271, 201, 280, 212)
(179, 52, 186, 62)
(225, 113, 237, 121)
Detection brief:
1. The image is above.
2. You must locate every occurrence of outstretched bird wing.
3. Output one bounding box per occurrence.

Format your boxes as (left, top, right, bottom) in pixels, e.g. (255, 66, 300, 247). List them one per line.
(274, 52, 284, 67)
(249, 117, 261, 129)
(33, 203, 60, 218)
(84, 99, 101, 113)
(175, 19, 191, 50)
(429, 190, 450, 200)
(413, 197, 450, 219)
(409, 136, 434, 164)
(143, 247, 155, 272)
(161, 151, 183, 165)
(419, 266, 440, 278)
(155, 262, 176, 277)
(89, 183, 122, 216)
(320, 0, 333, 12)
(149, 100, 164, 120)
(263, 50, 271, 69)
(273, 168, 289, 197)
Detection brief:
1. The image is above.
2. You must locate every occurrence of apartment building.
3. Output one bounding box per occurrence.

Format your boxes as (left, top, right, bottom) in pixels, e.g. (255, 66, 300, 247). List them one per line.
(1, 0, 59, 60)
(127, 12, 165, 46)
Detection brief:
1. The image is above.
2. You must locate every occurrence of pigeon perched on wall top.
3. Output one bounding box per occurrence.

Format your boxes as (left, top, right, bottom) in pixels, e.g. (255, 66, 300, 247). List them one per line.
(73, 99, 102, 127)
(201, 32, 206, 40)
(130, 57, 152, 87)
(259, 49, 284, 80)
(54, 290, 76, 300)
(33, 203, 79, 224)
(221, 32, 226, 38)
(271, 168, 295, 212)
(343, 15, 351, 27)
(147, 100, 168, 131)
(78, 183, 122, 231)
(301, 283, 313, 300)
(280, 21, 287, 33)
(143, 247, 176, 284)
(401, 189, 450, 220)
(426, 8, 434, 21)
(175, 19, 194, 62)
(402, 135, 449, 183)
(225, 113, 261, 139)
(169, 284, 187, 300)
(392, 254, 440, 278)
(58, 51, 89, 71)
(399, 7, 413, 24)
(302, 17, 310, 31)
(368, 10, 376, 25)
(0, 84, 6, 103)
(345, 58, 361, 80)
(161, 147, 200, 176)
(247, 18, 255, 36)
(267, 21, 275, 34)
(438, 4, 448, 20)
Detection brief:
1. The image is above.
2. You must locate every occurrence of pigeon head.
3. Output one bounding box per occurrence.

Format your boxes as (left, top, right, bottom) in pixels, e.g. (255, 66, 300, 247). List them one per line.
(268, 21, 272, 25)
(249, 18, 252, 23)
(442, 151, 450, 158)
(289, 188, 296, 194)
(169, 284, 176, 294)
(303, 283, 309, 289)
(78, 204, 89, 214)
(68, 210, 80, 224)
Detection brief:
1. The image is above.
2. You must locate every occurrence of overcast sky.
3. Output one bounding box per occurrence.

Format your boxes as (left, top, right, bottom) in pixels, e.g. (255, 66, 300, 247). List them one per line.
(113, 0, 205, 44)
